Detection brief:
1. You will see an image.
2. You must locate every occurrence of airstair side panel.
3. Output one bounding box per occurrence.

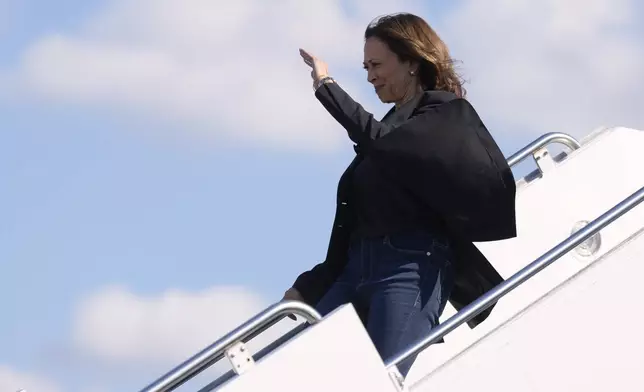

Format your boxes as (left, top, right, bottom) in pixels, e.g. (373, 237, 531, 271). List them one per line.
(212, 304, 399, 392)
(410, 229, 644, 392)
(405, 126, 644, 384)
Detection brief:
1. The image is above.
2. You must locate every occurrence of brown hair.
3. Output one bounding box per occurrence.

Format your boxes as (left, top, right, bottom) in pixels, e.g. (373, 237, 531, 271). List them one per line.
(365, 13, 466, 98)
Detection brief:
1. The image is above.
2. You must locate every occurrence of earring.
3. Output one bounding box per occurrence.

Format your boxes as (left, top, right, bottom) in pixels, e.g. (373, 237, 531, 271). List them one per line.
(410, 70, 415, 76)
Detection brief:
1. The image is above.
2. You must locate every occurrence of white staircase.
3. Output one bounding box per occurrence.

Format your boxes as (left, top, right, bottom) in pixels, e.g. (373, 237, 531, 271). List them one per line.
(405, 126, 644, 388)
(137, 127, 644, 392)
(411, 229, 644, 391)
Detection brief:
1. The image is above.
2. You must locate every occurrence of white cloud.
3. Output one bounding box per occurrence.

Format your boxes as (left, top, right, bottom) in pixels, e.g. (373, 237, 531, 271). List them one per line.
(66, 284, 328, 391)
(5, 0, 422, 151)
(72, 285, 295, 366)
(441, 0, 644, 139)
(3, 0, 642, 148)
(0, 366, 60, 392)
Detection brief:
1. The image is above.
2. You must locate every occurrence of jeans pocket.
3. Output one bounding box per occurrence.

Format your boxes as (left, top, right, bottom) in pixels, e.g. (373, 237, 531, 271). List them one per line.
(383, 233, 452, 270)
(383, 235, 434, 257)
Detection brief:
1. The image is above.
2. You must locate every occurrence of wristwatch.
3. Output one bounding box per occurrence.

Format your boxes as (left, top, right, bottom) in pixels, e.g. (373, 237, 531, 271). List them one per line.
(314, 76, 335, 91)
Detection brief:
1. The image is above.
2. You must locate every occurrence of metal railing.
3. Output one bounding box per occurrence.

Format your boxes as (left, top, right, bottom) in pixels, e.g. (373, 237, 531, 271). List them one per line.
(197, 323, 310, 392)
(506, 132, 581, 168)
(137, 131, 591, 391)
(384, 185, 644, 371)
(139, 301, 321, 392)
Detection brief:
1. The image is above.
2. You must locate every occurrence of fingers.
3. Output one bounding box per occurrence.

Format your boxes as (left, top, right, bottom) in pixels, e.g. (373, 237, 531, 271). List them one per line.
(301, 55, 313, 68)
(299, 48, 315, 67)
(300, 48, 329, 88)
(299, 48, 313, 60)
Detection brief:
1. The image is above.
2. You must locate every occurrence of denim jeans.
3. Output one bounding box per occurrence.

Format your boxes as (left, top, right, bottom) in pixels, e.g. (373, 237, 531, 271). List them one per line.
(315, 230, 454, 377)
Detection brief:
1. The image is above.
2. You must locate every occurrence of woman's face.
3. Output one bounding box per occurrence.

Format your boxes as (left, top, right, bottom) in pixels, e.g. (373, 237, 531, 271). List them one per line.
(363, 36, 416, 104)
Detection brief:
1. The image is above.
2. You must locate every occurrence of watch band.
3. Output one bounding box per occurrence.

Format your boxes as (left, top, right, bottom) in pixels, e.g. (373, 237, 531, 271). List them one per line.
(314, 76, 334, 91)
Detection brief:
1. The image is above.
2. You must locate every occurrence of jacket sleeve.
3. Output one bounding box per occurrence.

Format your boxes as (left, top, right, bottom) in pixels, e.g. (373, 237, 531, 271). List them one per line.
(314, 81, 517, 242)
(314, 82, 396, 144)
(291, 221, 351, 306)
(291, 260, 337, 306)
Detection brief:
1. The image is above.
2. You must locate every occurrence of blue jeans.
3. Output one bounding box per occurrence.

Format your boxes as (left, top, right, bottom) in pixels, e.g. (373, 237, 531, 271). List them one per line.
(316, 230, 454, 377)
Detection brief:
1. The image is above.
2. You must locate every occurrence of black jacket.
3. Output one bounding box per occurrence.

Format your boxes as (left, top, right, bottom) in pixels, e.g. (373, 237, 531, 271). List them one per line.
(293, 83, 516, 328)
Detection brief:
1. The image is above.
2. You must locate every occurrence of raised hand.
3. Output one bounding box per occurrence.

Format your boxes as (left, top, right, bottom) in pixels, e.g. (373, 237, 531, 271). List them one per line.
(299, 48, 330, 89)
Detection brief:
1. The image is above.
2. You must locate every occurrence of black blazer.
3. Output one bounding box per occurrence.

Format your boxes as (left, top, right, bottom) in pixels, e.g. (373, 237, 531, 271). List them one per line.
(293, 82, 517, 328)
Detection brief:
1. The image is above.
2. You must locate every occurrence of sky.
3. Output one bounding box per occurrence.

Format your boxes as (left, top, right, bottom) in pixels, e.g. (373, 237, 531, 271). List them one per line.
(1, 0, 643, 391)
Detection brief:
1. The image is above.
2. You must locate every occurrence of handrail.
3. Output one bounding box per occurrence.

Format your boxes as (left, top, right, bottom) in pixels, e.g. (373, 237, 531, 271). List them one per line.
(138, 131, 590, 390)
(384, 185, 644, 370)
(139, 301, 322, 392)
(507, 132, 581, 168)
(197, 323, 310, 392)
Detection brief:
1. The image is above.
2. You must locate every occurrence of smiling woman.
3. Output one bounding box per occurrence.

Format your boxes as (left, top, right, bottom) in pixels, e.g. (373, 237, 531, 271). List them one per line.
(288, 12, 517, 378)
(363, 14, 465, 103)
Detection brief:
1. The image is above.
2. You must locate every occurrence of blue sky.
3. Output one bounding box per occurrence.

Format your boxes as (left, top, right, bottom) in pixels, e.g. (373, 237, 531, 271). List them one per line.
(1, 1, 642, 391)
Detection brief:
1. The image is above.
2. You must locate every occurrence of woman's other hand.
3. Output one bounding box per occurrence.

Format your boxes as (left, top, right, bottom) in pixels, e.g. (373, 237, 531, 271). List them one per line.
(282, 287, 305, 320)
(282, 287, 304, 302)
(299, 48, 330, 88)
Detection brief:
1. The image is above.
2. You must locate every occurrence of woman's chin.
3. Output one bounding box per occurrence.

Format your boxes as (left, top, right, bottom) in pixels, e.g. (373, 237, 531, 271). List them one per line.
(376, 93, 392, 104)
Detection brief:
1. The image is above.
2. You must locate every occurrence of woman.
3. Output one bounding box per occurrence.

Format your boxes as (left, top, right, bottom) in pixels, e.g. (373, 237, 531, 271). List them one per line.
(283, 13, 516, 376)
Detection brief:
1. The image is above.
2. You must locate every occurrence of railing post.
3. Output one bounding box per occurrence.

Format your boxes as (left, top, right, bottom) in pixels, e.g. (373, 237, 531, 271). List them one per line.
(507, 132, 581, 168)
(139, 301, 321, 392)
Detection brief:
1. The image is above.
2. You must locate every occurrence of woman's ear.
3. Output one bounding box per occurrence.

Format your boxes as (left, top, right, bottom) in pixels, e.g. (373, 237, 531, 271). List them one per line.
(407, 60, 420, 76)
